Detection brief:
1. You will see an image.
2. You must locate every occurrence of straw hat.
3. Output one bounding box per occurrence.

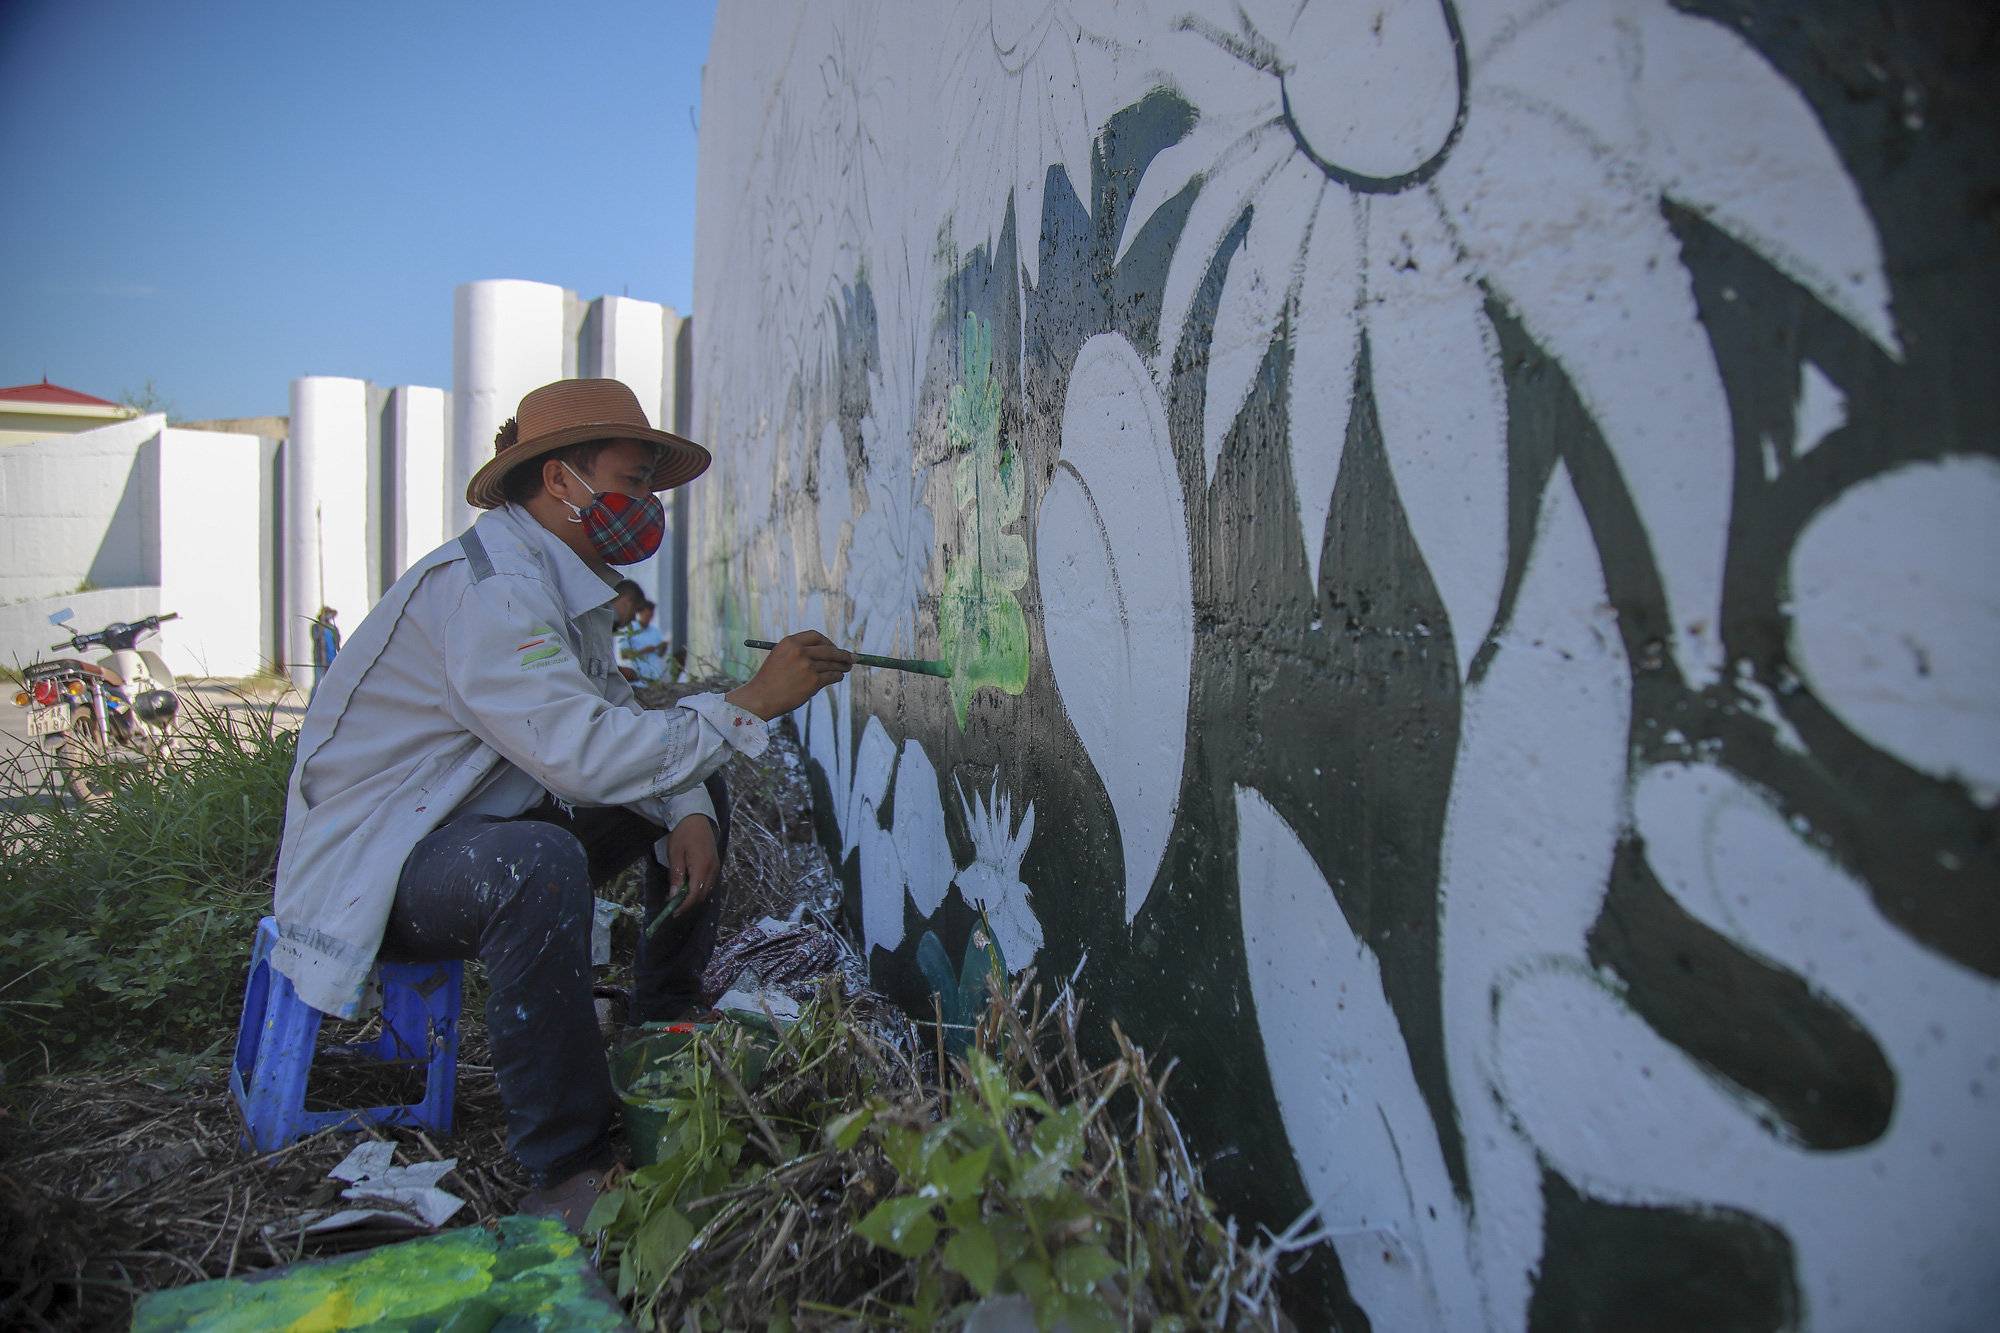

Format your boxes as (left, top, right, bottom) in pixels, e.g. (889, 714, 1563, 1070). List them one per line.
(466, 378, 710, 510)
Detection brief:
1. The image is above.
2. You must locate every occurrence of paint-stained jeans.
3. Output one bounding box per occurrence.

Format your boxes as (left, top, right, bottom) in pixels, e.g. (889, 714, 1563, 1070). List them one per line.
(381, 773, 731, 1188)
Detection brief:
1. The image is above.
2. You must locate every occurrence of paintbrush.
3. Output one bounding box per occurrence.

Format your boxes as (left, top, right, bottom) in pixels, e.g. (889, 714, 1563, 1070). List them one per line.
(743, 638, 951, 678)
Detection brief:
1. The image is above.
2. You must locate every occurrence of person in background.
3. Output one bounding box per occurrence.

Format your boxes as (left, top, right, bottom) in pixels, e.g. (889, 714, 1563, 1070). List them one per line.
(611, 579, 645, 630)
(308, 607, 340, 702)
(612, 580, 646, 682)
(624, 600, 670, 685)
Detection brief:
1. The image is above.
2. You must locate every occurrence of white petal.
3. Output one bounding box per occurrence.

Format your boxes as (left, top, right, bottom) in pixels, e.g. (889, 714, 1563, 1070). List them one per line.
(1365, 189, 1508, 674)
(1633, 0, 1899, 357)
(1285, 190, 1361, 591)
(1042, 333, 1193, 921)
(1453, 0, 1560, 64)
(894, 739, 957, 918)
(1474, 0, 1642, 157)
(1788, 456, 2000, 792)
(1438, 464, 1629, 1330)
(857, 796, 907, 953)
(1440, 97, 1732, 683)
(1204, 157, 1321, 481)
(847, 714, 898, 859)
(1154, 126, 1294, 378)
(1236, 785, 1483, 1333)
(1116, 117, 1241, 268)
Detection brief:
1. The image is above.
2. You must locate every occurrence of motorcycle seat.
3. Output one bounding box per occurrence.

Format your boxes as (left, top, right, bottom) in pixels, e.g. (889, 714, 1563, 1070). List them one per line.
(30, 657, 122, 686)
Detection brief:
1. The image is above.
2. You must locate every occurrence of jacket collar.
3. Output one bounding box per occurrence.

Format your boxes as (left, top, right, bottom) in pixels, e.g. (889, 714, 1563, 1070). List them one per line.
(486, 504, 620, 618)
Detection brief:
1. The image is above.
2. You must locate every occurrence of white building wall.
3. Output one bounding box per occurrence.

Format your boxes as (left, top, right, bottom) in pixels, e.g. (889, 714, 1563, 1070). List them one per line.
(151, 428, 263, 678)
(285, 377, 371, 680)
(0, 413, 164, 604)
(452, 280, 567, 535)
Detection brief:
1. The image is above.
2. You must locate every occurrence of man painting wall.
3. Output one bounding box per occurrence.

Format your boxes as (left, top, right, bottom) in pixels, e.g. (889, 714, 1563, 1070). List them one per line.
(270, 379, 852, 1226)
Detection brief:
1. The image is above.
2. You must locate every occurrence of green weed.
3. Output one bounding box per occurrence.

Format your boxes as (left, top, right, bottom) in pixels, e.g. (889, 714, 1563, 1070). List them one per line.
(590, 976, 1292, 1331)
(0, 694, 293, 1071)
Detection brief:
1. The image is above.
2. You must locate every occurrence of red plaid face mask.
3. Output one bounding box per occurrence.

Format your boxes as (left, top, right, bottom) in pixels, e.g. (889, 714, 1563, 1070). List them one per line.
(559, 463, 666, 565)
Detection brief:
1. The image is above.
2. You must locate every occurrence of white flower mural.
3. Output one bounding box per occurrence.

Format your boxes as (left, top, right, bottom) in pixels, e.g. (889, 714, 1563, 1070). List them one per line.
(696, 4, 1997, 1327)
(1124, 0, 1896, 681)
(955, 776, 1042, 969)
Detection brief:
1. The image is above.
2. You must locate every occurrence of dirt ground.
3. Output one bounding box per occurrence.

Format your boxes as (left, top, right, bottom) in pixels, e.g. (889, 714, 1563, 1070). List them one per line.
(0, 688, 846, 1332)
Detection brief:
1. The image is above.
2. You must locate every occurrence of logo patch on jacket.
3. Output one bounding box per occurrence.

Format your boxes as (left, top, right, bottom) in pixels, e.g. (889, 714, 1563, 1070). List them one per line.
(516, 627, 569, 671)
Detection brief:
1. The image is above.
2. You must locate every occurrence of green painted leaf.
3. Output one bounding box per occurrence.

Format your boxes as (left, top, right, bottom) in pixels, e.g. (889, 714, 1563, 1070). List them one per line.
(854, 1196, 941, 1258)
(916, 930, 960, 1025)
(943, 1220, 1001, 1295)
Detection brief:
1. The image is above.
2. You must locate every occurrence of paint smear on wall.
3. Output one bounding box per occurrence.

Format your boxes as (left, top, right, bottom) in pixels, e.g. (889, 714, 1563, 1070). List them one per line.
(939, 312, 1030, 727)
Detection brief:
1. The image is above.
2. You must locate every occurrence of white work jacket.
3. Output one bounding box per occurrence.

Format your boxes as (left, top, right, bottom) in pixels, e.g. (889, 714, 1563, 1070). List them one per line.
(270, 503, 768, 1018)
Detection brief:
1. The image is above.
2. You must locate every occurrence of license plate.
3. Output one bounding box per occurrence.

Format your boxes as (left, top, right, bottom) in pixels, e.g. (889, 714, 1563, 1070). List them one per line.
(27, 705, 68, 737)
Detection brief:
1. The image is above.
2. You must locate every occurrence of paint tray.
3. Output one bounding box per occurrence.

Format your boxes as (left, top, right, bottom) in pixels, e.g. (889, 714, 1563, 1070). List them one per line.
(610, 1019, 777, 1167)
(130, 1214, 631, 1332)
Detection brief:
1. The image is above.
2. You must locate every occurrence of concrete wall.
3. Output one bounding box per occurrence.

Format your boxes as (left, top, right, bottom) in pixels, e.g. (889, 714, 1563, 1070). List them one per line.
(690, 4, 2000, 1330)
(151, 428, 263, 677)
(0, 418, 265, 676)
(0, 586, 159, 675)
(0, 413, 164, 604)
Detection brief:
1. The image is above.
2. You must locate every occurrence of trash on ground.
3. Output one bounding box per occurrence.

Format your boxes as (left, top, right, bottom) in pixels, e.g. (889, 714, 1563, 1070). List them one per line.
(264, 1139, 466, 1239)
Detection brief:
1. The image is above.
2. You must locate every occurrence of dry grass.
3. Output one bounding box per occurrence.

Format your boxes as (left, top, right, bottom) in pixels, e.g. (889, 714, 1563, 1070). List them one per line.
(0, 1020, 530, 1332)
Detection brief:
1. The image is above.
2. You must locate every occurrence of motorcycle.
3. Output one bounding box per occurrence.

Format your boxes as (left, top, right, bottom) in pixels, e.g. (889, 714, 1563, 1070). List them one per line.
(12, 609, 182, 801)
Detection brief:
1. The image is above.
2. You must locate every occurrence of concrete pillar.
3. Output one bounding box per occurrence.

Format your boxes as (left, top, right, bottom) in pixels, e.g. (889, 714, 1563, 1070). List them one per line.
(452, 280, 567, 535)
(152, 428, 263, 678)
(285, 377, 370, 682)
(386, 385, 448, 582)
(581, 295, 682, 606)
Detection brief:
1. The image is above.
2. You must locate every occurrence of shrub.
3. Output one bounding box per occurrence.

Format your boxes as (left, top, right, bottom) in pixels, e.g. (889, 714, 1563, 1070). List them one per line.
(0, 696, 292, 1072)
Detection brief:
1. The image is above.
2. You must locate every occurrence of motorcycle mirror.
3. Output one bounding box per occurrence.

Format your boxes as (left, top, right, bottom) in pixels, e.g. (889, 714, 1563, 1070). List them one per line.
(47, 609, 74, 627)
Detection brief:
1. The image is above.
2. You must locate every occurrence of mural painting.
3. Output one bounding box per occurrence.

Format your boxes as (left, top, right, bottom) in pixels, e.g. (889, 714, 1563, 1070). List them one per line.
(689, 3, 2000, 1329)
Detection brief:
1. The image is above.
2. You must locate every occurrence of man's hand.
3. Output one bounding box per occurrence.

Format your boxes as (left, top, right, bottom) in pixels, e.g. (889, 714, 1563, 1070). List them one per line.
(665, 814, 720, 917)
(724, 630, 852, 719)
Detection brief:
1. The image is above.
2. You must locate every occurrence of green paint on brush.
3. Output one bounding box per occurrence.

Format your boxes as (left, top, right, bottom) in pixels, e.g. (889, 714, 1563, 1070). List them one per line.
(939, 312, 1030, 728)
(130, 1216, 629, 1333)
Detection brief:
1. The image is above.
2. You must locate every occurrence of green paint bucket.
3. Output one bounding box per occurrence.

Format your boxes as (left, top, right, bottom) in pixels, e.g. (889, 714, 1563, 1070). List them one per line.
(611, 1020, 778, 1166)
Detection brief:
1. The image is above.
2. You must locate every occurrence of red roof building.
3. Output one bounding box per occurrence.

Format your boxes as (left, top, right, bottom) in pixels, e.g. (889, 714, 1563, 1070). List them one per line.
(0, 378, 139, 446)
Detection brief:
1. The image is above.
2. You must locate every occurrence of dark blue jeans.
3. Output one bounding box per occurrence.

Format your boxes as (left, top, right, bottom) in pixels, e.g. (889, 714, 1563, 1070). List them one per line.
(381, 773, 730, 1187)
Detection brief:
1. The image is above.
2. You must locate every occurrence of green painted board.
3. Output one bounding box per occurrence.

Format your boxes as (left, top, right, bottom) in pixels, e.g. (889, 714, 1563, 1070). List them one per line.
(130, 1216, 632, 1333)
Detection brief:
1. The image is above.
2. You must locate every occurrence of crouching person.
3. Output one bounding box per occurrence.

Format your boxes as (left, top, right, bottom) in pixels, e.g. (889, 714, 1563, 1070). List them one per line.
(268, 380, 851, 1228)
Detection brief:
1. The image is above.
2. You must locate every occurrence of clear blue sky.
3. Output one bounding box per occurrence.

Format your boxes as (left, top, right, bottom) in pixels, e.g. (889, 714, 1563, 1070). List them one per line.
(0, 0, 716, 422)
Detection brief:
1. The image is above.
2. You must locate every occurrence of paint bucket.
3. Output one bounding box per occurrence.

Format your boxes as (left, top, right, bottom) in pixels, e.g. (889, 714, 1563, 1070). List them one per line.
(610, 1020, 777, 1166)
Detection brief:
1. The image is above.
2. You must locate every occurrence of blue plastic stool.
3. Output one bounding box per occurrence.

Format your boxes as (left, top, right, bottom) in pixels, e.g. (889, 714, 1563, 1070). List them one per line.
(230, 916, 462, 1152)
